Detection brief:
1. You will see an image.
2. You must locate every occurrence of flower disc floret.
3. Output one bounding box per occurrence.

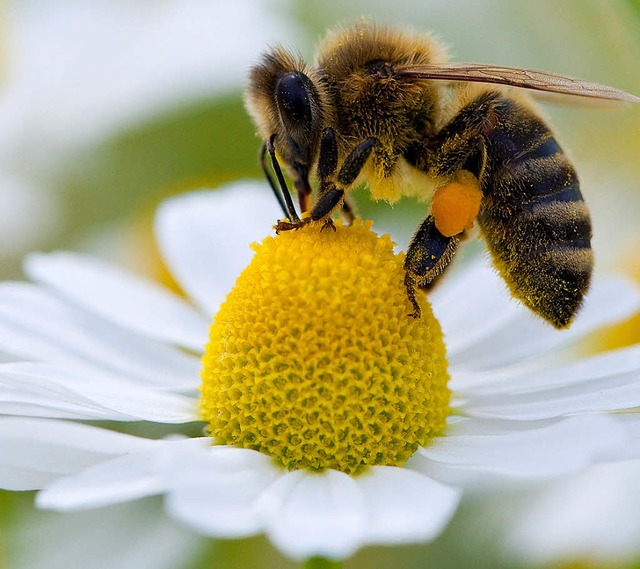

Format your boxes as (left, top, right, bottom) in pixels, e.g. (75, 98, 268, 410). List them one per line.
(200, 220, 450, 475)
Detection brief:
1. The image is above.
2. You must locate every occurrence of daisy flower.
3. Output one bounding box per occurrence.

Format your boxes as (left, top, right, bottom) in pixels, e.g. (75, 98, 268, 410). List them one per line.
(1, 181, 640, 563)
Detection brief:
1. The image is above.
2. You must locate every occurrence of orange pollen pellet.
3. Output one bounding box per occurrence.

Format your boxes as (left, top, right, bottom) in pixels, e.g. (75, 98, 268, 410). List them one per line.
(431, 174, 483, 238)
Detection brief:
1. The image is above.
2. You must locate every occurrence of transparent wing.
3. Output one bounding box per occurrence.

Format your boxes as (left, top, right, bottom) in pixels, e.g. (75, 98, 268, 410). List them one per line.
(395, 63, 640, 103)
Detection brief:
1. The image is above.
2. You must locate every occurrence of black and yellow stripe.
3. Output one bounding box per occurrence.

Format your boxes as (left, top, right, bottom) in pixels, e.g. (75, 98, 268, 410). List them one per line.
(478, 95, 592, 328)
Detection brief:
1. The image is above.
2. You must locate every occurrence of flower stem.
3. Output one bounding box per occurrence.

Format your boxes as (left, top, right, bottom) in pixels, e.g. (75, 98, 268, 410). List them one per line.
(302, 557, 342, 569)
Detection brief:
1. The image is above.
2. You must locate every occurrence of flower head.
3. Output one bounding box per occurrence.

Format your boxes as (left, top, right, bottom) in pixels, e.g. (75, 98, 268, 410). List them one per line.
(201, 220, 449, 474)
(1, 182, 640, 561)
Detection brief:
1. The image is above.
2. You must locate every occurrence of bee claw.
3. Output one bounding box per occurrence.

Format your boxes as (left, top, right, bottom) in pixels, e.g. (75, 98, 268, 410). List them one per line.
(274, 218, 310, 233)
(321, 218, 336, 232)
(404, 274, 423, 319)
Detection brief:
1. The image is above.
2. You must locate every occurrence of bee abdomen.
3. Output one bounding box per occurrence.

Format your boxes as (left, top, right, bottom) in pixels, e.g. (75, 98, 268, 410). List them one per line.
(480, 117, 593, 328)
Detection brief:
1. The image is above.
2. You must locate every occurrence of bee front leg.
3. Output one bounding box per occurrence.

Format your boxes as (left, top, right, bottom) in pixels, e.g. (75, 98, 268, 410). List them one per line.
(307, 127, 343, 230)
(275, 184, 342, 233)
(309, 133, 378, 223)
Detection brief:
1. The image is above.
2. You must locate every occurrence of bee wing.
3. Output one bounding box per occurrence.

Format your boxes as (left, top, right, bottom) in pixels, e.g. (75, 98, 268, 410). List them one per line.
(395, 63, 640, 103)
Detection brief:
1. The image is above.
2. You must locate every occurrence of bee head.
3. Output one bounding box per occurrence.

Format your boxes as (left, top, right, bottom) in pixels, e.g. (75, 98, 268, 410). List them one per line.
(245, 48, 326, 173)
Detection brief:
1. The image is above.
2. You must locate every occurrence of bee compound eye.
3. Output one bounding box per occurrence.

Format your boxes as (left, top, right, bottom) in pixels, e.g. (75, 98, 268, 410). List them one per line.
(275, 72, 314, 127)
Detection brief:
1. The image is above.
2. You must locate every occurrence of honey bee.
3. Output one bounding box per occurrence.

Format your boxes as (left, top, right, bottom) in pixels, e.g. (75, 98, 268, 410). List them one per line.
(244, 22, 639, 328)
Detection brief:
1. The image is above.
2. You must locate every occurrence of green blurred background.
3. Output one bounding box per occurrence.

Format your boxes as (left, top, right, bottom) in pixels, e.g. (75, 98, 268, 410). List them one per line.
(0, 1, 639, 568)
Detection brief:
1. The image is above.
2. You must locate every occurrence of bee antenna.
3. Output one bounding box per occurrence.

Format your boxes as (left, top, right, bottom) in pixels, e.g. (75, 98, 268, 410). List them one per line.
(259, 142, 289, 217)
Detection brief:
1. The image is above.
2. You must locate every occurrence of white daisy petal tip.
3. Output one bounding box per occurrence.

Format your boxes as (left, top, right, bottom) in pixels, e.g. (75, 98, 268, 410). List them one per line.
(0, 417, 155, 491)
(35, 455, 163, 512)
(259, 469, 367, 561)
(259, 467, 461, 560)
(162, 443, 280, 540)
(357, 466, 462, 546)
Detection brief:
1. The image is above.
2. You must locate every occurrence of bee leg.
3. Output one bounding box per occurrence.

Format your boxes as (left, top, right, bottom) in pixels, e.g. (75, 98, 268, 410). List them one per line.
(309, 185, 345, 221)
(308, 136, 379, 223)
(404, 172, 482, 314)
(280, 133, 379, 233)
(316, 127, 358, 225)
(404, 215, 459, 318)
(312, 127, 343, 227)
(336, 138, 378, 186)
(340, 197, 357, 225)
(317, 127, 339, 180)
(267, 134, 301, 223)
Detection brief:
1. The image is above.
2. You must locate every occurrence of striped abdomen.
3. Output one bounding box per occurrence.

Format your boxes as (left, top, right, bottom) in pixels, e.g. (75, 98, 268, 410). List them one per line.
(478, 96, 593, 328)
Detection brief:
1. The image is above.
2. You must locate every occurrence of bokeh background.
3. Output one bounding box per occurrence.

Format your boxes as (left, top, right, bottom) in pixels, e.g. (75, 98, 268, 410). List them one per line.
(0, 1, 639, 568)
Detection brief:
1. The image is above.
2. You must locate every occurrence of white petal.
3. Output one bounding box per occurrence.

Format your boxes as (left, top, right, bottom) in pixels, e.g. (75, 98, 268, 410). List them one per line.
(357, 466, 461, 545)
(416, 415, 627, 483)
(259, 469, 366, 561)
(155, 184, 283, 317)
(0, 418, 153, 490)
(431, 259, 521, 355)
(164, 444, 279, 538)
(608, 414, 640, 460)
(36, 441, 185, 510)
(447, 276, 640, 371)
(0, 283, 199, 391)
(25, 252, 209, 352)
(0, 362, 197, 422)
(458, 345, 640, 419)
(453, 344, 640, 394)
(462, 374, 640, 420)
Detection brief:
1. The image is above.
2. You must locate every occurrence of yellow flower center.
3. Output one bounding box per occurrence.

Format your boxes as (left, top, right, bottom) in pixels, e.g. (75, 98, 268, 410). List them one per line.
(200, 220, 450, 475)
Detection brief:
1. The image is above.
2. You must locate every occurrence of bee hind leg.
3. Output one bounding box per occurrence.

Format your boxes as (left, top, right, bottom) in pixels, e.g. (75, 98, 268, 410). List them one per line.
(404, 215, 460, 318)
